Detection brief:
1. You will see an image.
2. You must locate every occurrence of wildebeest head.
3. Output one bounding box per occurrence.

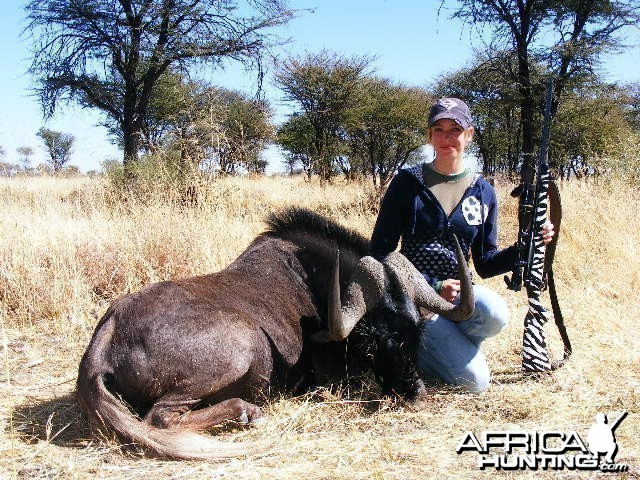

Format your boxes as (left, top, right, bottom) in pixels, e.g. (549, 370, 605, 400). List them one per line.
(321, 234, 474, 343)
(311, 233, 474, 397)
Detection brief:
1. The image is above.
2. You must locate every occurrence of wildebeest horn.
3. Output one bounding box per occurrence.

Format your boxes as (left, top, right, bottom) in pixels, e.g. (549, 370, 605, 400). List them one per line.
(315, 250, 385, 343)
(317, 234, 473, 342)
(384, 234, 474, 322)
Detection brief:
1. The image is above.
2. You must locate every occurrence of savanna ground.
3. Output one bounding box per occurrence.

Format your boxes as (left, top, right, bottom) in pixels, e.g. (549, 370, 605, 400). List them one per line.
(0, 173, 638, 479)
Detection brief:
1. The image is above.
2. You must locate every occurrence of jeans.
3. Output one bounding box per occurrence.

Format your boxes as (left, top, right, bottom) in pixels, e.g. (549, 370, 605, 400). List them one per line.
(416, 284, 509, 393)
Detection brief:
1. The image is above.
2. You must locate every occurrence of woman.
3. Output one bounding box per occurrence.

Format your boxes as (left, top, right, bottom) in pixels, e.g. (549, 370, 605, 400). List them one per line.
(369, 98, 554, 393)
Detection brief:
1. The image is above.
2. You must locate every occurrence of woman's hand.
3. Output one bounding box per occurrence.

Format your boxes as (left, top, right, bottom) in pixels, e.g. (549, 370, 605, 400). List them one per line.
(439, 279, 460, 302)
(541, 220, 555, 245)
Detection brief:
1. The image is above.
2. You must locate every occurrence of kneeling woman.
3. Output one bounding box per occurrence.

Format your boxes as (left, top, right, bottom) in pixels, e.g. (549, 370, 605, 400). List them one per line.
(369, 98, 554, 392)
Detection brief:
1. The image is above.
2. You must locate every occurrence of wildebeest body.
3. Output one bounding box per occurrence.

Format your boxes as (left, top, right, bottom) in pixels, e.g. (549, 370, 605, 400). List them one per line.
(77, 209, 472, 460)
(78, 210, 372, 458)
(110, 238, 324, 402)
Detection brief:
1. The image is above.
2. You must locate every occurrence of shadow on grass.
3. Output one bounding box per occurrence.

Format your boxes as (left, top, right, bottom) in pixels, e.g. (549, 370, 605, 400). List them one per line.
(492, 368, 552, 386)
(8, 370, 474, 456)
(8, 379, 386, 447)
(10, 392, 94, 449)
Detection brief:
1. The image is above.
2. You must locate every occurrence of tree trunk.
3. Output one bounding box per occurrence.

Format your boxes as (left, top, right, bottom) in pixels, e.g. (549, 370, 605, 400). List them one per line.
(122, 126, 140, 176)
(122, 81, 141, 176)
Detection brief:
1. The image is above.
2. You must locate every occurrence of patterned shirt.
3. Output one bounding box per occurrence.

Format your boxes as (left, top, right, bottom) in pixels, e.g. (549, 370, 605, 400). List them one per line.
(370, 163, 517, 289)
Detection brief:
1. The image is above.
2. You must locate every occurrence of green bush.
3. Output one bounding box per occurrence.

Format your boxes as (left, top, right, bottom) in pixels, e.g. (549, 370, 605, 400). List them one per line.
(102, 152, 205, 205)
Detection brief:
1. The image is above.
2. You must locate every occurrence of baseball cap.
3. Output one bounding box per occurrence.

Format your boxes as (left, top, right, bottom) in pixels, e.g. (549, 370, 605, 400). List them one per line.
(428, 98, 473, 129)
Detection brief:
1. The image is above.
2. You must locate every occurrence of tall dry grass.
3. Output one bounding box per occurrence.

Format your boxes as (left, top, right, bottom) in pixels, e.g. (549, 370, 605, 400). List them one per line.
(0, 174, 638, 479)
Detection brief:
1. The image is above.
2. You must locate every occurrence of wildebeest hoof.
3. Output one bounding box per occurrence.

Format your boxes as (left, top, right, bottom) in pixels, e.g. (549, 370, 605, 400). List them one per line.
(237, 404, 264, 425)
(407, 393, 431, 411)
(238, 410, 249, 424)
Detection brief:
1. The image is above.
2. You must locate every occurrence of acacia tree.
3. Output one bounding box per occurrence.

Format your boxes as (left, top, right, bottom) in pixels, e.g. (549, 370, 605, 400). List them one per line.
(145, 70, 196, 154)
(435, 51, 636, 180)
(216, 90, 273, 174)
(37, 128, 75, 172)
(552, 81, 636, 179)
(276, 50, 371, 181)
(347, 78, 431, 189)
(624, 81, 640, 131)
(276, 112, 316, 179)
(142, 82, 273, 177)
(451, 0, 640, 174)
(191, 87, 273, 174)
(150, 81, 274, 174)
(25, 0, 291, 175)
(16, 146, 35, 170)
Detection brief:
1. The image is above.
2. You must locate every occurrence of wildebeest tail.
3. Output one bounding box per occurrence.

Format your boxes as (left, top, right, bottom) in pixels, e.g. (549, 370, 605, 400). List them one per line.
(76, 308, 262, 460)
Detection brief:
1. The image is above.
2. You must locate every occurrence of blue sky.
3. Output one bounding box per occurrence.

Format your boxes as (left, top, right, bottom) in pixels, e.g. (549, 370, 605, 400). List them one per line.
(1, 1, 639, 172)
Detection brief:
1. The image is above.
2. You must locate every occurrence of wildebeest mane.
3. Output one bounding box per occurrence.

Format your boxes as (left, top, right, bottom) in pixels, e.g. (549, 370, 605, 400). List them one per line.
(263, 207, 369, 255)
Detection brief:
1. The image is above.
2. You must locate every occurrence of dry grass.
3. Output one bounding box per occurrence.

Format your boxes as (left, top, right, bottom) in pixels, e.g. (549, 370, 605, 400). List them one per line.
(0, 174, 638, 479)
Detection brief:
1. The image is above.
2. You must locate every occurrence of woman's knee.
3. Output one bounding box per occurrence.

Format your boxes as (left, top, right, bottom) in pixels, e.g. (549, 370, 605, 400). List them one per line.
(421, 346, 492, 393)
(471, 286, 509, 338)
(453, 357, 491, 393)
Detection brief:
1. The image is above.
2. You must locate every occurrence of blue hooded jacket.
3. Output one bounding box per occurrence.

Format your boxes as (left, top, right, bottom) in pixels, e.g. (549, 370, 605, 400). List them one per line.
(370, 164, 517, 289)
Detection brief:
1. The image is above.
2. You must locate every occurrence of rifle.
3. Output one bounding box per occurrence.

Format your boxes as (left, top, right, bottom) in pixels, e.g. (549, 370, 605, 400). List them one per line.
(504, 77, 572, 372)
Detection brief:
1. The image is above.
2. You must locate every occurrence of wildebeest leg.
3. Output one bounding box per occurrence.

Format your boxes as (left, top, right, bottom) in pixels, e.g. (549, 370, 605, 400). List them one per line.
(407, 378, 430, 410)
(145, 396, 264, 430)
(141, 321, 273, 431)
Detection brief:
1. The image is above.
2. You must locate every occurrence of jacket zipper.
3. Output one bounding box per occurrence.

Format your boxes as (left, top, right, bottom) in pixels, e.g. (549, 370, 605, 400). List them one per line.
(422, 180, 477, 233)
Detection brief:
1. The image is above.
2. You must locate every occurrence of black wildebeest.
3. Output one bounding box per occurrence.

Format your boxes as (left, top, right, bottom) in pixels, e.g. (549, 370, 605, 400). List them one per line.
(77, 208, 472, 459)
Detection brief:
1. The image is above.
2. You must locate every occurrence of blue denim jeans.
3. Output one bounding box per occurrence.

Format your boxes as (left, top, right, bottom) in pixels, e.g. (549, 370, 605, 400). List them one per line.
(416, 284, 509, 393)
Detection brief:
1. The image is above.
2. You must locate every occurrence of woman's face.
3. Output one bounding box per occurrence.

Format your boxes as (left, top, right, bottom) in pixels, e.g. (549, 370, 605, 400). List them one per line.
(429, 119, 474, 163)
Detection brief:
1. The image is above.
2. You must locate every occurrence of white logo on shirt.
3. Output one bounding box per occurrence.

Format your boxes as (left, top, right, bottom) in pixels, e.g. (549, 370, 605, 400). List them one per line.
(461, 196, 488, 226)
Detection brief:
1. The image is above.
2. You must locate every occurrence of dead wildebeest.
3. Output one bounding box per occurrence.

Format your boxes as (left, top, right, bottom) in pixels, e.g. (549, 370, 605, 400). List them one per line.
(77, 208, 473, 460)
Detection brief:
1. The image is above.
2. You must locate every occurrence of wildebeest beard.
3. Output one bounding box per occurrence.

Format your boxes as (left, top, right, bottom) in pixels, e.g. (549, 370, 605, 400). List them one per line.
(345, 264, 425, 399)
